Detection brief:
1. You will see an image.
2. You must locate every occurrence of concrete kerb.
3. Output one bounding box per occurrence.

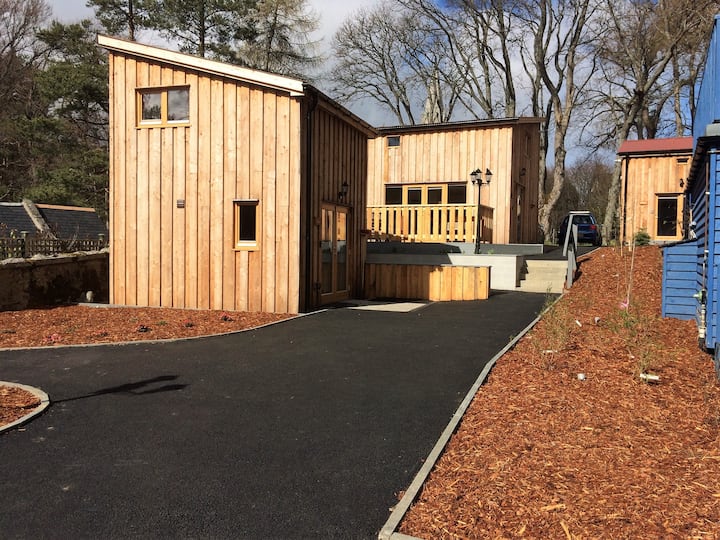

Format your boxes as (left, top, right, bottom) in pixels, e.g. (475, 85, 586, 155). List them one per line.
(377, 293, 564, 540)
(0, 382, 50, 434)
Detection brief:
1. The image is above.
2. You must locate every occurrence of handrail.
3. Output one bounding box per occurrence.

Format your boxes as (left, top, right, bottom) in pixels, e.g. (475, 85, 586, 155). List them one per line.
(367, 203, 493, 243)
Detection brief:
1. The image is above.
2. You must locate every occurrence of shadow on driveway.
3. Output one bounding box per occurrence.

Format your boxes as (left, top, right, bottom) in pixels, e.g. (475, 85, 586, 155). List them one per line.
(0, 292, 548, 539)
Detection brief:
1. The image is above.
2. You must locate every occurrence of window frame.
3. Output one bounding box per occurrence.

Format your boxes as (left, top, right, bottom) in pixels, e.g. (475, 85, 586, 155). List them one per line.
(137, 85, 190, 127)
(233, 199, 260, 251)
(383, 183, 468, 205)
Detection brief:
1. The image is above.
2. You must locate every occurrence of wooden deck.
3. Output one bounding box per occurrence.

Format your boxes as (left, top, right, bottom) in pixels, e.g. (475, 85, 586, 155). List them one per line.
(367, 204, 493, 244)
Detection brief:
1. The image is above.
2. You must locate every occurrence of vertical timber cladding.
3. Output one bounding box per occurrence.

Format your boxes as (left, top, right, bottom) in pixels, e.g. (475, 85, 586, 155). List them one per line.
(303, 90, 372, 310)
(367, 119, 542, 244)
(107, 47, 302, 313)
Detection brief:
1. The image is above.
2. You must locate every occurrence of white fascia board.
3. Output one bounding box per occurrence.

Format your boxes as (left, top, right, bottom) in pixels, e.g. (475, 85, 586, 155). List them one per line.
(97, 35, 305, 97)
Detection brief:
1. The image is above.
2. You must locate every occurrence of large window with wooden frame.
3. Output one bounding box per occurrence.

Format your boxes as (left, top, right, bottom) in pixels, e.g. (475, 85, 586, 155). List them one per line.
(384, 183, 467, 205)
(137, 86, 190, 126)
(233, 200, 259, 250)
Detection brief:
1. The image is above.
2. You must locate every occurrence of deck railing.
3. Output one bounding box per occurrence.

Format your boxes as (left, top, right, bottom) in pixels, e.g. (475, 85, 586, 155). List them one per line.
(366, 204, 494, 243)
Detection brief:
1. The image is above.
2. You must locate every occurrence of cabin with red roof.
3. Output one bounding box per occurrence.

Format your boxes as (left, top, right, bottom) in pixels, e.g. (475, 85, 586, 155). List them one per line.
(617, 137, 693, 244)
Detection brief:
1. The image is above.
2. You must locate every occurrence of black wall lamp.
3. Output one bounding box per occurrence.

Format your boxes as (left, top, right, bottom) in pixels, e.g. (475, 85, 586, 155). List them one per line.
(338, 181, 349, 202)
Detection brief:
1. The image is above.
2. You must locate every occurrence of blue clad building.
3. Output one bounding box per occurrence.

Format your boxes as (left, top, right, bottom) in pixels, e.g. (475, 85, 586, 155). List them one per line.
(662, 15, 720, 376)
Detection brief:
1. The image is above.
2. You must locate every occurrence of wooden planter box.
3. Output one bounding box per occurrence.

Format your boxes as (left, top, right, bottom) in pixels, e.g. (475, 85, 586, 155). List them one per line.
(364, 263, 490, 301)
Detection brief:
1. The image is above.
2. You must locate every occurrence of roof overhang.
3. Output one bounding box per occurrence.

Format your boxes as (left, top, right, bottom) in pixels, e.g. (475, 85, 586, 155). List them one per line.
(97, 35, 305, 97)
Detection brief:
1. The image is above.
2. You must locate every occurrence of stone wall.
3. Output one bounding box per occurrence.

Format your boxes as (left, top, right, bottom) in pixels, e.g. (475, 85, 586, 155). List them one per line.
(0, 251, 109, 311)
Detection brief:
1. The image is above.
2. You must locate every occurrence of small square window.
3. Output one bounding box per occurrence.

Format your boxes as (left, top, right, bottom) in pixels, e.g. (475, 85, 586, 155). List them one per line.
(387, 136, 400, 147)
(234, 200, 259, 249)
(428, 187, 442, 204)
(385, 186, 402, 205)
(407, 188, 422, 205)
(167, 88, 189, 121)
(448, 185, 467, 204)
(141, 92, 162, 122)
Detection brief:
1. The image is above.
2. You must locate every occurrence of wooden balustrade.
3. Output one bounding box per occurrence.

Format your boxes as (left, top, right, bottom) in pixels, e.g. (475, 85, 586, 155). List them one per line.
(366, 204, 494, 243)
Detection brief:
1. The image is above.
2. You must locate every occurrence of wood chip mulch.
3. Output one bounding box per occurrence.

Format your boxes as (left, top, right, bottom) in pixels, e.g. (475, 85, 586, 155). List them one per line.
(0, 305, 292, 349)
(0, 385, 42, 427)
(399, 246, 720, 539)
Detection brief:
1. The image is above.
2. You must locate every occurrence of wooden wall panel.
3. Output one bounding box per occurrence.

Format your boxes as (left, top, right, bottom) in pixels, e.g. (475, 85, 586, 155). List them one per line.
(620, 153, 691, 243)
(172, 69, 187, 308)
(364, 264, 490, 301)
(209, 78, 225, 310)
(235, 85, 250, 311)
(367, 124, 533, 243)
(196, 75, 211, 309)
(185, 72, 199, 309)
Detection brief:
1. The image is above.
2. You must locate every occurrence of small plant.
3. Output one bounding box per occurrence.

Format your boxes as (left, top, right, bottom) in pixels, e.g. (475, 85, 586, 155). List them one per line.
(157, 320, 167, 326)
(135, 324, 150, 333)
(634, 229, 651, 246)
(183, 319, 194, 328)
(220, 312, 234, 322)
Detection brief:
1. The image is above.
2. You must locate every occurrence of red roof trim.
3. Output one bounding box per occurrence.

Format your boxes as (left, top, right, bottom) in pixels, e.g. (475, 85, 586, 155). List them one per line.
(617, 137, 693, 155)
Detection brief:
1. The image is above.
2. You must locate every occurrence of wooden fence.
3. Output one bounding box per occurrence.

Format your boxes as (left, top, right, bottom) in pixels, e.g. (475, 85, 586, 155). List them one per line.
(0, 236, 107, 260)
(366, 204, 494, 243)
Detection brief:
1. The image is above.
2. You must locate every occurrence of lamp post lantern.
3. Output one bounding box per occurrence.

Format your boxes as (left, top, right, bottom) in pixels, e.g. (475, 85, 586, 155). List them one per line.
(471, 168, 492, 253)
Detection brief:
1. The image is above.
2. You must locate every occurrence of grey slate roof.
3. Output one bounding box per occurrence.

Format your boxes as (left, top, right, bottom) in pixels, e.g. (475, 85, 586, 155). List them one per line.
(37, 205, 108, 240)
(0, 203, 38, 236)
(0, 201, 107, 240)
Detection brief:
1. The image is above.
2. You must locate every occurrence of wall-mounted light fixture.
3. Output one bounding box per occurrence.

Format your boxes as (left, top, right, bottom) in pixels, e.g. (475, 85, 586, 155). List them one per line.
(470, 168, 492, 253)
(338, 181, 349, 202)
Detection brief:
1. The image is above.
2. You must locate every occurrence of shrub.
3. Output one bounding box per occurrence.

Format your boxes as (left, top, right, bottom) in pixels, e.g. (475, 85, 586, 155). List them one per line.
(634, 229, 651, 246)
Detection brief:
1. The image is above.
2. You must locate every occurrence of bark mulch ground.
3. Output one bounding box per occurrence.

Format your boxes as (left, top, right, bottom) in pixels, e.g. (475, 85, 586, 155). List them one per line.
(0, 306, 292, 428)
(399, 246, 720, 539)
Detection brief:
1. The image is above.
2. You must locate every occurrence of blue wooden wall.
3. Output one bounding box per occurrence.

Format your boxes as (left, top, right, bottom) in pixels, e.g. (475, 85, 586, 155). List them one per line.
(662, 241, 699, 320)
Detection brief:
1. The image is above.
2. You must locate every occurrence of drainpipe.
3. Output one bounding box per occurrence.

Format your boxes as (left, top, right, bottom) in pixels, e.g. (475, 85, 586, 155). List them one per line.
(303, 87, 319, 312)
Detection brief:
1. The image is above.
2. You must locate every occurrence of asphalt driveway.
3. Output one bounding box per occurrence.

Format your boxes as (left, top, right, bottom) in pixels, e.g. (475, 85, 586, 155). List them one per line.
(0, 292, 548, 539)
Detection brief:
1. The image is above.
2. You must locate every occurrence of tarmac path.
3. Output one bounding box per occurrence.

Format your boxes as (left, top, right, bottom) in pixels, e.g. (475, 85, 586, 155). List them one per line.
(0, 292, 547, 539)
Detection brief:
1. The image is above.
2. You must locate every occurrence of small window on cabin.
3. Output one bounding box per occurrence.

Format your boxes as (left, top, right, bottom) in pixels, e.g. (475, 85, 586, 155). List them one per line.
(387, 136, 400, 147)
(427, 187, 442, 204)
(407, 188, 422, 205)
(138, 86, 190, 126)
(234, 200, 259, 250)
(448, 184, 466, 204)
(167, 88, 190, 121)
(385, 186, 402, 205)
(140, 91, 162, 123)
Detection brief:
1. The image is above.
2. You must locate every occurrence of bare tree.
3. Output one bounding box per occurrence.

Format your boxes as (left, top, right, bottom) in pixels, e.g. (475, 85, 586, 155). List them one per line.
(517, 0, 599, 240)
(331, 4, 461, 125)
(591, 0, 717, 240)
(397, 0, 519, 119)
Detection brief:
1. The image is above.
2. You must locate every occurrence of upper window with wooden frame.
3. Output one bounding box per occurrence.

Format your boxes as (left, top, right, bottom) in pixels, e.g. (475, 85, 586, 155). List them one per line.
(137, 86, 190, 127)
(234, 199, 260, 250)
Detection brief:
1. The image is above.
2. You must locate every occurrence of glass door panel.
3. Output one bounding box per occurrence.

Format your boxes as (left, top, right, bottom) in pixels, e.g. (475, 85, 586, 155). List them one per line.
(321, 207, 334, 294)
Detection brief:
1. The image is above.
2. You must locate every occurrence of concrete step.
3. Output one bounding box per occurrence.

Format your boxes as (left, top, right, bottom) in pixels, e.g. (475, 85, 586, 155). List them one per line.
(517, 259, 567, 294)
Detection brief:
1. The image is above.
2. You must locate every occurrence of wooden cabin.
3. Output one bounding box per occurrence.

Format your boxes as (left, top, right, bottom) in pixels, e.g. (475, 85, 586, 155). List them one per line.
(99, 35, 375, 314)
(617, 138, 692, 245)
(366, 119, 542, 245)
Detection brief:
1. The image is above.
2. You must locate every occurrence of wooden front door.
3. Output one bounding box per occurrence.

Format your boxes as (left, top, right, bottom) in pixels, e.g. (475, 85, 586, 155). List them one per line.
(320, 204, 350, 304)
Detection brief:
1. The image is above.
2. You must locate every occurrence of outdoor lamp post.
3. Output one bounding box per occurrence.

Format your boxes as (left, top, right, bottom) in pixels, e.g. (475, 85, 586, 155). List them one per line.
(471, 168, 492, 253)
